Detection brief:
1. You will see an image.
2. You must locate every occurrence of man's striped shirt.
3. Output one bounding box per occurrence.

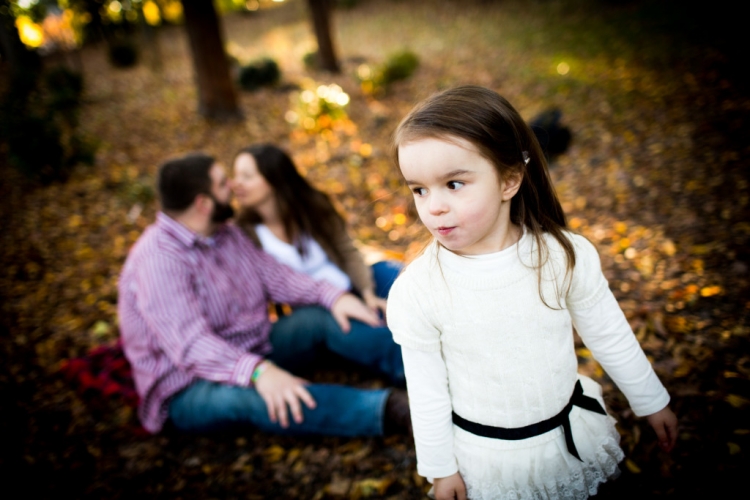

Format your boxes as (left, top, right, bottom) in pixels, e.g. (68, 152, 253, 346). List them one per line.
(117, 213, 343, 433)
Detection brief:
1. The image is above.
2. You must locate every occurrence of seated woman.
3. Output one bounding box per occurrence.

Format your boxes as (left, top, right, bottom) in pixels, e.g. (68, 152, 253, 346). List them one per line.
(231, 144, 401, 315)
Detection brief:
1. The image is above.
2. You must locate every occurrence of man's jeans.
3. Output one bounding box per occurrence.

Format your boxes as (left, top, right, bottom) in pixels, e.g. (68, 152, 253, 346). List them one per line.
(168, 306, 404, 436)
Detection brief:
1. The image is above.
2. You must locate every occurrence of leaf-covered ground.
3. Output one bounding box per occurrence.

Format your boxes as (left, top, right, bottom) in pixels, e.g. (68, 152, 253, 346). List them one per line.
(2, 0, 749, 497)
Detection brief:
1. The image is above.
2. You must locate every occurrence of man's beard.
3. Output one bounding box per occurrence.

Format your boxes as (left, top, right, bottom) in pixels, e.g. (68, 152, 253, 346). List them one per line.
(210, 197, 235, 223)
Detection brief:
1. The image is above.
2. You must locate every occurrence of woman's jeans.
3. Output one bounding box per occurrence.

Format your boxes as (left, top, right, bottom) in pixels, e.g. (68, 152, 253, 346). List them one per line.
(370, 260, 403, 299)
(169, 305, 404, 436)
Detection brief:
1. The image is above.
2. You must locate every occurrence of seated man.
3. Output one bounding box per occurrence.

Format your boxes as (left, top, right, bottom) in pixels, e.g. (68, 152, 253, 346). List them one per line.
(118, 153, 408, 436)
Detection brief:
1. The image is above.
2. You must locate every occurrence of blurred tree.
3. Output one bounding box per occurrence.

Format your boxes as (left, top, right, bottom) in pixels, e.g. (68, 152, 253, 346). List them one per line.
(181, 0, 240, 119)
(77, 0, 107, 43)
(0, 0, 38, 75)
(307, 0, 339, 72)
(139, 9, 162, 72)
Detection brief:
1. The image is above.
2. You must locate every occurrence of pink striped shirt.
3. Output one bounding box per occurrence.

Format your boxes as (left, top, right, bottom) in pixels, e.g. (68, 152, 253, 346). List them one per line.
(118, 212, 344, 433)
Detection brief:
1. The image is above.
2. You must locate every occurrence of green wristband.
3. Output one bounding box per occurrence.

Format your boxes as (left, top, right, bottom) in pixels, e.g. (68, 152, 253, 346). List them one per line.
(251, 360, 269, 384)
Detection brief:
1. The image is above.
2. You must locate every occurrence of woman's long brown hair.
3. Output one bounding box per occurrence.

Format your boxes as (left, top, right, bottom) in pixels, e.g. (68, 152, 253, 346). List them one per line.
(393, 85, 575, 306)
(234, 144, 346, 264)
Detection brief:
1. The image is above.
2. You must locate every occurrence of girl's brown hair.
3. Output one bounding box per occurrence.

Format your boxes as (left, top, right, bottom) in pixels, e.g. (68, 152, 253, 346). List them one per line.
(234, 144, 345, 264)
(393, 85, 575, 305)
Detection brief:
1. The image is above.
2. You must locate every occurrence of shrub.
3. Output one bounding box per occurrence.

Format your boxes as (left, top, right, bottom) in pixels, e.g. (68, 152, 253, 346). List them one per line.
(303, 51, 318, 71)
(381, 50, 419, 85)
(3, 114, 66, 182)
(109, 39, 138, 68)
(287, 79, 351, 134)
(238, 58, 281, 91)
(45, 67, 84, 125)
(357, 50, 419, 96)
(0, 66, 96, 184)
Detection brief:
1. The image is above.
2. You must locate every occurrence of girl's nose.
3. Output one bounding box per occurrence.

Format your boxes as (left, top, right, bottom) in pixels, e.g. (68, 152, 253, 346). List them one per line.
(428, 193, 448, 216)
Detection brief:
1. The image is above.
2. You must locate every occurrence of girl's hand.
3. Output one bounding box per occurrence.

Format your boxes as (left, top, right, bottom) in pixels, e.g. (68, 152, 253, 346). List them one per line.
(254, 362, 316, 428)
(362, 289, 388, 318)
(331, 293, 382, 332)
(646, 406, 678, 452)
(433, 472, 467, 500)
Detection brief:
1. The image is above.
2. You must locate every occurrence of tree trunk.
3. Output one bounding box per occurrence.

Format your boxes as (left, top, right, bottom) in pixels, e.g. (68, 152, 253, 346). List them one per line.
(81, 0, 107, 44)
(140, 14, 162, 73)
(181, 0, 240, 120)
(0, 0, 36, 76)
(307, 0, 339, 73)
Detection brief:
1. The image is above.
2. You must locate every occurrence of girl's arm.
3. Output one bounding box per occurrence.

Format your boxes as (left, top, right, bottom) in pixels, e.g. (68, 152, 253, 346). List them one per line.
(570, 290, 677, 451)
(402, 346, 460, 480)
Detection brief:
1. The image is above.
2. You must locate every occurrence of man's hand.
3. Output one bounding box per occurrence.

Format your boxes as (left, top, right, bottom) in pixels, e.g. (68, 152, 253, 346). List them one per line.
(331, 293, 382, 332)
(433, 472, 467, 500)
(254, 362, 316, 428)
(646, 406, 678, 452)
(362, 289, 388, 318)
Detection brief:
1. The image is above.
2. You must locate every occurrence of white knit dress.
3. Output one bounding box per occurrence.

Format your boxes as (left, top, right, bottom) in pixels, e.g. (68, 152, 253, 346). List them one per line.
(387, 231, 670, 499)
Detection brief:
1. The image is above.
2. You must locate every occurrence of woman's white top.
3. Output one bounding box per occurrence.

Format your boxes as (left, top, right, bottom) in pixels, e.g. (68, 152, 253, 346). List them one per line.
(387, 231, 670, 499)
(255, 224, 352, 291)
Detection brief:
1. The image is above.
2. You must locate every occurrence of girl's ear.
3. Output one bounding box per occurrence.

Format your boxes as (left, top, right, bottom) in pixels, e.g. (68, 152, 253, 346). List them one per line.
(501, 172, 523, 201)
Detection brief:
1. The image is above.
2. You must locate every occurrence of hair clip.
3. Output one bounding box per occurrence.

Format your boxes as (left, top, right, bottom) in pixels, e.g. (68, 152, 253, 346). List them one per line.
(522, 151, 530, 165)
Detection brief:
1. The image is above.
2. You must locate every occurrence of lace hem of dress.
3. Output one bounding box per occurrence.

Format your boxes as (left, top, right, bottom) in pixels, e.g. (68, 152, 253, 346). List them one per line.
(461, 434, 624, 500)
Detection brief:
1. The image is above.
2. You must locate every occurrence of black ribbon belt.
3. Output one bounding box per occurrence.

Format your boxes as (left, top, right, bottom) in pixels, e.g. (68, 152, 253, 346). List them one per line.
(451, 380, 606, 461)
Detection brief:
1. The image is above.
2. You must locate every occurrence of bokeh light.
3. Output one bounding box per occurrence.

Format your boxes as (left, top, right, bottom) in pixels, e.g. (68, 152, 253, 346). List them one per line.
(15, 15, 44, 48)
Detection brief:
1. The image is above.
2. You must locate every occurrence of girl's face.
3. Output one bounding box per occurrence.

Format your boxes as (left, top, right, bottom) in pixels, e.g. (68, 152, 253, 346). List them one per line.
(399, 136, 520, 255)
(232, 153, 275, 209)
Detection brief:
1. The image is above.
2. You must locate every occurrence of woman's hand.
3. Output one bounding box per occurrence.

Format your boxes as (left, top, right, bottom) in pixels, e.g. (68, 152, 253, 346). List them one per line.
(254, 362, 316, 428)
(433, 472, 467, 500)
(331, 293, 382, 332)
(361, 289, 388, 318)
(646, 406, 678, 452)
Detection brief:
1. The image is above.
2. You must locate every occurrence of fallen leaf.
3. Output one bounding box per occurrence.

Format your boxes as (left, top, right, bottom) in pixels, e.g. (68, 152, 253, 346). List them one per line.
(350, 477, 393, 499)
(264, 444, 285, 463)
(725, 394, 750, 409)
(326, 473, 351, 497)
(625, 459, 642, 474)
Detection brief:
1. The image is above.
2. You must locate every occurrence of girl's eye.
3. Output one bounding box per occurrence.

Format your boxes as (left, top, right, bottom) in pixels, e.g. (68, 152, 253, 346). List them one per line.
(412, 187, 427, 196)
(447, 181, 464, 190)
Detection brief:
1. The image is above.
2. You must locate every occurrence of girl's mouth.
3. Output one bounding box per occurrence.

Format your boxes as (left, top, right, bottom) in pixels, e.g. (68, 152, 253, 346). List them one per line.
(437, 226, 455, 236)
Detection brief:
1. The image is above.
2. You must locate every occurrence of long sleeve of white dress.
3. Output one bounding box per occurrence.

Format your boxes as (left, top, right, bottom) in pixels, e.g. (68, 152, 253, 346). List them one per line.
(402, 347, 458, 480)
(570, 289, 670, 416)
(402, 287, 670, 479)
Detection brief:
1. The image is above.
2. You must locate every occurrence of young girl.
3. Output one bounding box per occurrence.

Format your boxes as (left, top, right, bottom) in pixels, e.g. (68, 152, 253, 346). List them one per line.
(387, 86, 677, 500)
(232, 144, 401, 315)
